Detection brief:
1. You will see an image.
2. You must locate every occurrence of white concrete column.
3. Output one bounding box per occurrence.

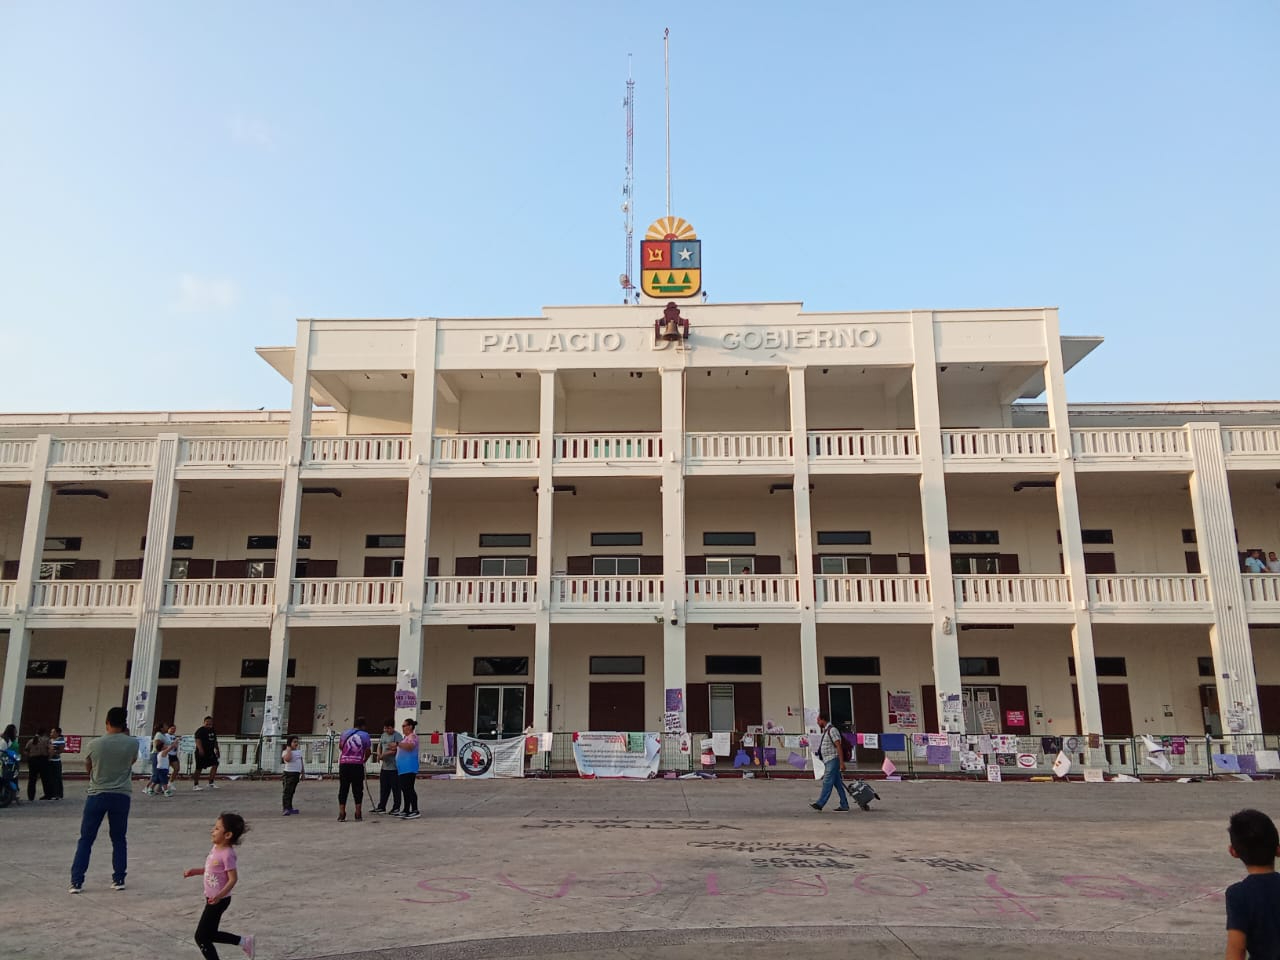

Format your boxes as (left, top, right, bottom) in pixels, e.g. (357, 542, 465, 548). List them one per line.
(1186, 421, 1259, 744)
(1041, 309, 1103, 746)
(264, 321, 314, 750)
(125, 434, 181, 736)
(0, 435, 53, 731)
(396, 320, 438, 728)
(660, 368, 687, 730)
(531, 370, 556, 731)
(788, 367, 820, 718)
(909, 311, 964, 733)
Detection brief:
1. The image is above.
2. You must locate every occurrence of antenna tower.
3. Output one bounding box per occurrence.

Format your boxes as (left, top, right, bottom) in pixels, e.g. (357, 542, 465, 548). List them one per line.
(620, 56, 635, 303)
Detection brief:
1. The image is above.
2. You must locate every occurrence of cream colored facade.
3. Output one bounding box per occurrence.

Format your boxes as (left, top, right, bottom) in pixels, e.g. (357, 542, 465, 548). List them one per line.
(1, 303, 1279, 754)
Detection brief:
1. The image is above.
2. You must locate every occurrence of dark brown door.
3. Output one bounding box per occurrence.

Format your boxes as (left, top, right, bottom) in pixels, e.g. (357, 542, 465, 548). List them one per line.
(445, 684, 474, 733)
(212, 686, 242, 736)
(353, 684, 395, 728)
(589, 682, 646, 730)
(998, 684, 1030, 733)
(852, 682, 884, 765)
(1257, 686, 1280, 734)
(732, 681, 762, 732)
(1074, 684, 1133, 736)
(686, 682, 710, 733)
(922, 684, 938, 732)
(288, 686, 317, 736)
(20, 686, 63, 736)
(1083, 553, 1117, 574)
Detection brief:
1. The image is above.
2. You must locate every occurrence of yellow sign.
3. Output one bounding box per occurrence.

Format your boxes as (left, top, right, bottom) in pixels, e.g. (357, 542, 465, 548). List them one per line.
(640, 216, 701, 299)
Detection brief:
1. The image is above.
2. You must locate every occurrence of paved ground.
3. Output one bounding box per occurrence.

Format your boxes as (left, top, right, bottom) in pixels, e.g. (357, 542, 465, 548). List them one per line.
(1, 772, 1274, 959)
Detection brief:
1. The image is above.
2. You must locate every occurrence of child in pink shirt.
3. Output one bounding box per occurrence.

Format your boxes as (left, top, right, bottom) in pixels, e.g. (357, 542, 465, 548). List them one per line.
(184, 812, 254, 959)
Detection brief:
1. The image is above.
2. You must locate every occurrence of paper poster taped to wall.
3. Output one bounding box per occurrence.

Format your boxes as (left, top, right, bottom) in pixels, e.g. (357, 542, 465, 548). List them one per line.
(572, 731, 662, 779)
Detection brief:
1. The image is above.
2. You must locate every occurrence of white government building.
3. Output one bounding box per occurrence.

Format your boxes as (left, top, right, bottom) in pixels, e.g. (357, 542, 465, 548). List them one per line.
(2, 302, 1278, 769)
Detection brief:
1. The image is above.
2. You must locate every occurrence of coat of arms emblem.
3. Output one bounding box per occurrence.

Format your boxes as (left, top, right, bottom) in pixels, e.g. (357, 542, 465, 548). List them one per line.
(640, 216, 701, 299)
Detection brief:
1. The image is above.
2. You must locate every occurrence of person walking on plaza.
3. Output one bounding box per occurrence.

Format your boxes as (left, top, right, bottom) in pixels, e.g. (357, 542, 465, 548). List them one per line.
(47, 727, 65, 800)
(183, 812, 255, 959)
(193, 716, 221, 791)
(395, 718, 421, 820)
(146, 730, 175, 797)
(808, 712, 850, 812)
(70, 706, 137, 894)
(280, 736, 303, 816)
(373, 718, 402, 814)
(23, 728, 51, 801)
(1224, 808, 1280, 960)
(167, 723, 184, 781)
(336, 717, 371, 822)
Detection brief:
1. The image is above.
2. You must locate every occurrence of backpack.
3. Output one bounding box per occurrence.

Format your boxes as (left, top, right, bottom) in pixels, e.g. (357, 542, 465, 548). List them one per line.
(840, 731, 854, 763)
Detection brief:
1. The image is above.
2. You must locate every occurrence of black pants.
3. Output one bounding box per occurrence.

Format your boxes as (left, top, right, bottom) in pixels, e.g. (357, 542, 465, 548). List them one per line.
(26, 756, 47, 801)
(44, 759, 63, 799)
(399, 772, 419, 815)
(378, 768, 401, 810)
(281, 771, 300, 810)
(337, 763, 364, 805)
(194, 896, 240, 960)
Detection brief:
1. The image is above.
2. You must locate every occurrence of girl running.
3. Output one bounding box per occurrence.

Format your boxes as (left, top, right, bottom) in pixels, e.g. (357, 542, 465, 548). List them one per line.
(184, 812, 254, 959)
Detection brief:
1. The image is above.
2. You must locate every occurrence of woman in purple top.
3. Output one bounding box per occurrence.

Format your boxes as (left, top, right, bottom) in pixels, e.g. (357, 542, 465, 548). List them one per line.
(336, 717, 371, 822)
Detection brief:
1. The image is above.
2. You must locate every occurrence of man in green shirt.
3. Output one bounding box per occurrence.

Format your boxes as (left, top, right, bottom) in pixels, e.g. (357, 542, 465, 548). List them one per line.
(70, 706, 138, 894)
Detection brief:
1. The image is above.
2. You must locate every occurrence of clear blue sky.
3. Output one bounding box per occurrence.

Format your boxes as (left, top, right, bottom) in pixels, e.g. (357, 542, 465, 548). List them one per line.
(2, 3, 1276, 412)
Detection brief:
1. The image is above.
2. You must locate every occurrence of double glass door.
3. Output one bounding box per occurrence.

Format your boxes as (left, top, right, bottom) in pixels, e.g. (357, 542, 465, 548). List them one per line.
(475, 685, 525, 739)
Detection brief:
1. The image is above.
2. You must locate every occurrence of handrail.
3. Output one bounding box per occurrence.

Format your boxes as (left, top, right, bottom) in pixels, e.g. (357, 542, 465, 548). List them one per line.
(304, 436, 412, 464)
(290, 578, 403, 607)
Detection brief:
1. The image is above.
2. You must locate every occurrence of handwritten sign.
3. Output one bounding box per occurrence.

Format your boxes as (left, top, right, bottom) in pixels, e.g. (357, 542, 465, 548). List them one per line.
(986, 763, 1002, 782)
(62, 735, 83, 754)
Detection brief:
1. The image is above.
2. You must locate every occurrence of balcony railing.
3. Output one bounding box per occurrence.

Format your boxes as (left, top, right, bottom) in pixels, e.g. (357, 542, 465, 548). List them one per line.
(31, 579, 139, 610)
(685, 575, 799, 606)
(49, 438, 156, 469)
(807, 430, 920, 462)
(180, 437, 287, 467)
(953, 575, 1072, 609)
(1223, 426, 1280, 460)
(425, 576, 537, 609)
(940, 429, 1056, 460)
(553, 433, 661, 464)
(304, 436, 412, 464)
(1242, 574, 1280, 611)
(290, 578, 403, 608)
(0, 440, 36, 469)
(1087, 574, 1210, 609)
(162, 579, 274, 609)
(814, 575, 931, 607)
(1071, 428, 1190, 461)
(685, 432, 793, 465)
(551, 576, 663, 609)
(432, 434, 538, 465)
(0, 581, 13, 608)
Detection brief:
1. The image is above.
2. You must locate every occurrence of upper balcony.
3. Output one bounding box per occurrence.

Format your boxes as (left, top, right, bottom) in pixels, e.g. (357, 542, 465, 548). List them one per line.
(953, 574, 1073, 622)
(1223, 426, 1280, 470)
(940, 430, 1057, 471)
(813, 574, 932, 622)
(1242, 574, 1280, 622)
(1086, 574, 1213, 622)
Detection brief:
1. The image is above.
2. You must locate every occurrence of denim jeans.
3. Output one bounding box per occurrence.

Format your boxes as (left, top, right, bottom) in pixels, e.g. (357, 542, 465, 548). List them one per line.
(815, 758, 849, 809)
(71, 791, 131, 886)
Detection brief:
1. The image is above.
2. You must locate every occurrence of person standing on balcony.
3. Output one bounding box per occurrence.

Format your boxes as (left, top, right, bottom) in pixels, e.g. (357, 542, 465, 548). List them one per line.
(336, 717, 371, 822)
(1267, 552, 1280, 574)
(372, 718, 402, 815)
(69, 706, 136, 894)
(1244, 550, 1266, 574)
(193, 716, 221, 791)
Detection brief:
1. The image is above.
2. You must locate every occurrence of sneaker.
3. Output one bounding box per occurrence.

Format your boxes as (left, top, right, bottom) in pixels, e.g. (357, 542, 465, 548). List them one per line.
(208, 782, 219, 790)
(835, 806, 851, 812)
(354, 813, 363, 822)
(241, 932, 256, 958)
(143, 786, 153, 796)
(282, 809, 292, 816)
(402, 811, 421, 820)
(111, 880, 126, 891)
(68, 884, 82, 895)
(809, 802, 823, 811)
(288, 808, 300, 815)
(164, 788, 174, 798)
(337, 813, 346, 822)
(388, 808, 400, 815)
(371, 807, 385, 814)
(192, 784, 203, 791)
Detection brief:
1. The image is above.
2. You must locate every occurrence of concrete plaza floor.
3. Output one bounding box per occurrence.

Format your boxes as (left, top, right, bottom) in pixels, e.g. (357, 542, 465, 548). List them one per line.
(1, 773, 1274, 959)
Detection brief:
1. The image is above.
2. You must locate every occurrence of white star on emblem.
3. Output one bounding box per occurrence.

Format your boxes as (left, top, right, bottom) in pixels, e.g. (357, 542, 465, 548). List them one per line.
(677, 246, 693, 262)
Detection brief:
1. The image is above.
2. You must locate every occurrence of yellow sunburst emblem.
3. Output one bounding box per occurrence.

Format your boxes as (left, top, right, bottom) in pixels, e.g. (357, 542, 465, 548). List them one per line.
(641, 217, 701, 298)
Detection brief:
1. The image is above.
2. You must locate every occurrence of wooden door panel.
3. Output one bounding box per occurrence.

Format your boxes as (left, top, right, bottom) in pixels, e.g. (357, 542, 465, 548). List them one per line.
(212, 686, 242, 737)
(288, 685, 317, 736)
(851, 682, 884, 765)
(589, 681, 646, 730)
(20, 686, 63, 737)
(353, 684, 395, 729)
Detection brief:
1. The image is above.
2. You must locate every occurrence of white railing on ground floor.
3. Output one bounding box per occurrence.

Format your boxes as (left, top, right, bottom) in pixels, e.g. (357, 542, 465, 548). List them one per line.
(806, 430, 920, 462)
(685, 575, 799, 605)
(31, 579, 139, 610)
(432, 434, 538, 464)
(304, 435, 412, 464)
(179, 436, 287, 468)
(1070, 428, 1190, 460)
(551, 576, 663, 609)
(1087, 574, 1210, 608)
(49, 438, 157, 469)
(684, 432, 793, 464)
(162, 579, 274, 609)
(814, 575, 931, 607)
(425, 577, 537, 609)
(290, 578, 403, 608)
(953, 575, 1071, 609)
(553, 433, 660, 464)
(1242, 574, 1280, 608)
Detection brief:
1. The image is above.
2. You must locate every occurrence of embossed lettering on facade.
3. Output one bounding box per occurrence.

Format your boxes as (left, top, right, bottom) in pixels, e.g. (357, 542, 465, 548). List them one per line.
(721, 327, 879, 350)
(480, 332, 625, 353)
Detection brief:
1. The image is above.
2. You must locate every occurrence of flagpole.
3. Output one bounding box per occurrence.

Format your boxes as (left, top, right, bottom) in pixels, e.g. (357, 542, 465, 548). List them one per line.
(664, 27, 671, 218)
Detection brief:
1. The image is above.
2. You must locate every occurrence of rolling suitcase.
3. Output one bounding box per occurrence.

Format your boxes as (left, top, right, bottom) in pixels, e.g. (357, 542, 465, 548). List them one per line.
(845, 778, 879, 811)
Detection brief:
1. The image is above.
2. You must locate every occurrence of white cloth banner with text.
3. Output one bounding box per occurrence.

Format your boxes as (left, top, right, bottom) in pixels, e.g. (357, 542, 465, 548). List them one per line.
(455, 733, 526, 779)
(571, 731, 662, 779)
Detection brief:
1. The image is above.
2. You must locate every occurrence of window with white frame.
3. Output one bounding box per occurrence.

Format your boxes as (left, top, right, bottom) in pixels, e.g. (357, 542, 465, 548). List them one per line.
(705, 557, 754, 575)
(592, 556, 640, 576)
(819, 555, 871, 574)
(951, 554, 1000, 575)
(480, 557, 528, 576)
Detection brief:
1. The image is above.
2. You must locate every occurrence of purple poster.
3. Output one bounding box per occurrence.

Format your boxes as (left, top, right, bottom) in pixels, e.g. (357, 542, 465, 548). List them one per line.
(926, 744, 952, 765)
(665, 688, 683, 712)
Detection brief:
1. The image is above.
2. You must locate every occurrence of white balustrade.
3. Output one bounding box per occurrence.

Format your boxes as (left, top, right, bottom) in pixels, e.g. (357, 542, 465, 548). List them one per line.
(0, 439, 35, 468)
(425, 577, 537, 609)
(432, 434, 538, 464)
(1223, 426, 1280, 459)
(1242, 574, 1280, 609)
(953, 575, 1072, 609)
(551, 576, 663, 609)
(685, 575, 799, 605)
(940, 429, 1056, 459)
(814, 575, 931, 607)
(180, 437, 287, 467)
(807, 430, 920, 461)
(290, 578, 403, 607)
(49, 438, 156, 468)
(305, 436, 412, 464)
(1087, 575, 1210, 608)
(162, 579, 274, 609)
(0, 581, 13, 608)
(31, 579, 139, 610)
(684, 432, 794, 464)
(1070, 428, 1190, 460)
(553, 433, 661, 463)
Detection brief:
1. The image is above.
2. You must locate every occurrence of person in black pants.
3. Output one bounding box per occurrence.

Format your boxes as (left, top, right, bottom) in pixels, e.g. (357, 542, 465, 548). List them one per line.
(23, 730, 50, 801)
(373, 719, 402, 814)
(46, 727, 65, 799)
(395, 719, 421, 820)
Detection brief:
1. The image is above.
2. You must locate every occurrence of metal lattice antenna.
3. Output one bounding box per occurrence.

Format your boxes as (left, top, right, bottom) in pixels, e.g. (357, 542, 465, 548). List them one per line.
(620, 55, 635, 303)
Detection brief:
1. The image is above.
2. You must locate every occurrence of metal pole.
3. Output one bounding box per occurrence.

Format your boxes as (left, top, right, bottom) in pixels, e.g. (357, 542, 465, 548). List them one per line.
(664, 27, 671, 217)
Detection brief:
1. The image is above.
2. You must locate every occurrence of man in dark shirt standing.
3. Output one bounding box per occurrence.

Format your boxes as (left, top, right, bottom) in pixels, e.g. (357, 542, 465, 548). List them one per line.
(192, 716, 221, 791)
(1225, 808, 1280, 960)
